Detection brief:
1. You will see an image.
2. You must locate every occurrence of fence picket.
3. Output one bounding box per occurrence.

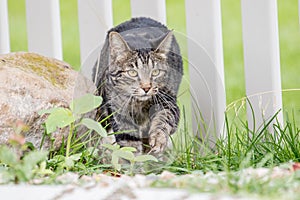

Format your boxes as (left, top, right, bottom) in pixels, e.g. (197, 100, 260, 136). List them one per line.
(78, 0, 112, 65)
(0, 0, 10, 53)
(241, 0, 283, 130)
(25, 0, 62, 59)
(131, 0, 166, 24)
(185, 0, 226, 146)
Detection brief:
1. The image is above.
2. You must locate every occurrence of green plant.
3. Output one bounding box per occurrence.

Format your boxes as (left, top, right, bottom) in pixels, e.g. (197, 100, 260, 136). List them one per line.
(0, 145, 50, 183)
(39, 93, 107, 158)
(166, 97, 300, 175)
(47, 147, 104, 174)
(102, 143, 158, 175)
(38, 93, 158, 175)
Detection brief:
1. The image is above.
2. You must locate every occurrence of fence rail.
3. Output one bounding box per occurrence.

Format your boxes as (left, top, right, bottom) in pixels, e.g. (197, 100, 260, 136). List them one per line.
(1, 0, 298, 139)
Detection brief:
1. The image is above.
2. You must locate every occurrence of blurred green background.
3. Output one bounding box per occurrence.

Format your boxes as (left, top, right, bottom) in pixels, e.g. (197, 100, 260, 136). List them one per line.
(7, 0, 300, 111)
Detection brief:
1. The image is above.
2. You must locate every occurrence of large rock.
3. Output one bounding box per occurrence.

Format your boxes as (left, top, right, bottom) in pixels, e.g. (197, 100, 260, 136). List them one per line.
(0, 52, 96, 149)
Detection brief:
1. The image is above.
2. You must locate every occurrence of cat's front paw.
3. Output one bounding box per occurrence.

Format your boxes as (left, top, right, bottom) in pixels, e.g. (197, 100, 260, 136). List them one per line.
(149, 130, 168, 153)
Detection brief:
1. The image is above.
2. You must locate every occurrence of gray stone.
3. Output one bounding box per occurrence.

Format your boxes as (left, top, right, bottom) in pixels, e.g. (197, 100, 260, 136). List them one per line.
(0, 52, 96, 149)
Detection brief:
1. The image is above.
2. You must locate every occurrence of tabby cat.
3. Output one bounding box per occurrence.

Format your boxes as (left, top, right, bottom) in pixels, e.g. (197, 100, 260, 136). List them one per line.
(93, 17, 183, 154)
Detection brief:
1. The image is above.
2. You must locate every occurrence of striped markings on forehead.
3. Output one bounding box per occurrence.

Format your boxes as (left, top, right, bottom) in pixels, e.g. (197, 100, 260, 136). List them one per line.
(131, 54, 155, 69)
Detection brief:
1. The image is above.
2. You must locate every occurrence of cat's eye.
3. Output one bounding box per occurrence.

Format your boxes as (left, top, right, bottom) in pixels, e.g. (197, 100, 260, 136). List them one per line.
(127, 69, 138, 77)
(151, 69, 160, 77)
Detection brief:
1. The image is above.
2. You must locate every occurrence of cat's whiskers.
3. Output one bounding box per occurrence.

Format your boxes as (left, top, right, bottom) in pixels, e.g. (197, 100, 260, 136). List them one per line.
(128, 95, 137, 123)
(103, 90, 134, 118)
(156, 93, 178, 116)
(119, 95, 134, 117)
(157, 91, 179, 119)
(131, 87, 141, 96)
(99, 92, 128, 110)
(158, 90, 176, 101)
(153, 95, 172, 129)
(156, 94, 179, 136)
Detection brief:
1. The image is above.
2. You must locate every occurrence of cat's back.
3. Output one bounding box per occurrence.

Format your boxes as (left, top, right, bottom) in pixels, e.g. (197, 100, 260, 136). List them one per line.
(110, 17, 167, 32)
(108, 17, 170, 50)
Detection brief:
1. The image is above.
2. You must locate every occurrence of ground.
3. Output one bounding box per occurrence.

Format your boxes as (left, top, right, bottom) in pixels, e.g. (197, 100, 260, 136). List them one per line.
(1, 163, 300, 200)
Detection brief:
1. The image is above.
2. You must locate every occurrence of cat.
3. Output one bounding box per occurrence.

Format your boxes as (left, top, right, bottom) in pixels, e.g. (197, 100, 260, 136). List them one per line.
(93, 17, 183, 154)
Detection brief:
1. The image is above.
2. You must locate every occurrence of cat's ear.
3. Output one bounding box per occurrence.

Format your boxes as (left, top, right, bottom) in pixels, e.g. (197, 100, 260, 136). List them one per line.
(154, 31, 173, 57)
(109, 31, 131, 60)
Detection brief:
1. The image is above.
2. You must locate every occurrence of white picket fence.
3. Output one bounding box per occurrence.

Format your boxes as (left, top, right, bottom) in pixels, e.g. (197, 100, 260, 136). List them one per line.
(1, 0, 299, 139)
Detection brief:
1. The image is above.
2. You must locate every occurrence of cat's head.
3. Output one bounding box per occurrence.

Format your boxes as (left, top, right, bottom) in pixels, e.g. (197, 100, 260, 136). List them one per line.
(107, 31, 175, 101)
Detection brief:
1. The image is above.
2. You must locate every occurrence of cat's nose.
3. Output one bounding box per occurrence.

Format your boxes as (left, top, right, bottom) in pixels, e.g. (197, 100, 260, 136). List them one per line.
(141, 83, 152, 93)
(142, 86, 151, 93)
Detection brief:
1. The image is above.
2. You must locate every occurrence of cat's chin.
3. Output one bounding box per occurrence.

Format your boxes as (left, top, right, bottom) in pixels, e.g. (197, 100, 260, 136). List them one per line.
(135, 95, 152, 101)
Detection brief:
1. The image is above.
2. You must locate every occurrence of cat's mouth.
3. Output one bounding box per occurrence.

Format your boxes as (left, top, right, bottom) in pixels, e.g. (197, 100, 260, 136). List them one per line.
(136, 94, 152, 101)
(133, 87, 158, 101)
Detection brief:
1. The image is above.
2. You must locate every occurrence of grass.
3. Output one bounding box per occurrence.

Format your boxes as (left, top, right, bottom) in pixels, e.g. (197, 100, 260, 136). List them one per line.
(1, 93, 300, 199)
(147, 105, 300, 198)
(163, 106, 299, 173)
(1, 102, 300, 198)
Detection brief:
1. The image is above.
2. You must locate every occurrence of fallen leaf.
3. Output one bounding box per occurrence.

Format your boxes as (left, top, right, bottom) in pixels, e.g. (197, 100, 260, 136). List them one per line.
(292, 163, 300, 171)
(8, 133, 26, 146)
(103, 170, 122, 178)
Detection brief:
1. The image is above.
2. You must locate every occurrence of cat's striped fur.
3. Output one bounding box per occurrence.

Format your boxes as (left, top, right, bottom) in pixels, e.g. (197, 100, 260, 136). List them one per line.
(93, 17, 183, 154)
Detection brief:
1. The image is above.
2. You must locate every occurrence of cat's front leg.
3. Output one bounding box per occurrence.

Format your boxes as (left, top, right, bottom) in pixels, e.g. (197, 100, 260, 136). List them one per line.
(149, 105, 179, 153)
(112, 114, 145, 153)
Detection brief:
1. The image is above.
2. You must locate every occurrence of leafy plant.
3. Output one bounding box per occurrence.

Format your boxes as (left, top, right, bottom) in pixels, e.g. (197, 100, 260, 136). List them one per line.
(0, 145, 50, 183)
(47, 147, 102, 173)
(38, 93, 159, 175)
(39, 94, 107, 157)
(102, 144, 158, 175)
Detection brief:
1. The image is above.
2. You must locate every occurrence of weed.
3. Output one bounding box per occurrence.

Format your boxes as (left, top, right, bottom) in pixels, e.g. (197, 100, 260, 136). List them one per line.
(102, 144, 158, 175)
(0, 145, 49, 183)
(38, 93, 106, 158)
